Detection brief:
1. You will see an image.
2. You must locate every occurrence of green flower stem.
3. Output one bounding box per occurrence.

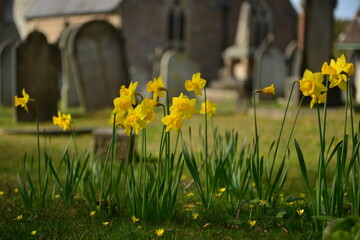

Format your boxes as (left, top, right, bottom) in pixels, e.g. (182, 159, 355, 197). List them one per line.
(252, 92, 261, 200)
(35, 103, 41, 195)
(204, 88, 210, 202)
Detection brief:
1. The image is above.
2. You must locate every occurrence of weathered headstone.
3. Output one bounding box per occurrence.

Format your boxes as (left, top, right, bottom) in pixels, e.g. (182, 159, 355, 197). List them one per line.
(254, 35, 286, 99)
(59, 25, 80, 111)
(14, 31, 58, 122)
(92, 128, 129, 161)
(67, 20, 129, 112)
(0, 39, 17, 106)
(160, 50, 198, 100)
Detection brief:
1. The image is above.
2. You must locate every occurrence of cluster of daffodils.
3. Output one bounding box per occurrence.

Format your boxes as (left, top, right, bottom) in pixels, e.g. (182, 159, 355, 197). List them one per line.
(299, 54, 354, 108)
(111, 73, 217, 135)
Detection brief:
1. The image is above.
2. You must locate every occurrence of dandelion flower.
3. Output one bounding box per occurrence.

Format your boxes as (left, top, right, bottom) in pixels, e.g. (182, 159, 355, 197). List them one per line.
(155, 228, 165, 237)
(30, 230, 36, 235)
(297, 209, 304, 216)
(131, 216, 139, 223)
(102, 222, 109, 226)
(192, 212, 199, 220)
(256, 84, 275, 95)
(14, 88, 30, 112)
(185, 72, 207, 96)
(248, 220, 256, 227)
(16, 215, 22, 221)
(90, 211, 96, 216)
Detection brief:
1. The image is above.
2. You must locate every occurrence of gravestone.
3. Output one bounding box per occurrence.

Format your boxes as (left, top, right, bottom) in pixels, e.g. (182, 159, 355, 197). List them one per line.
(59, 25, 80, 111)
(160, 49, 198, 100)
(254, 35, 286, 99)
(68, 20, 129, 112)
(14, 31, 58, 122)
(351, 51, 360, 104)
(92, 128, 129, 161)
(284, 40, 301, 104)
(0, 38, 17, 106)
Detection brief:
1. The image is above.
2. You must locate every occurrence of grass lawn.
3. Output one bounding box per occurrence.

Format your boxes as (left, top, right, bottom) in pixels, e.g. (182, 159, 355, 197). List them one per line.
(0, 101, 358, 239)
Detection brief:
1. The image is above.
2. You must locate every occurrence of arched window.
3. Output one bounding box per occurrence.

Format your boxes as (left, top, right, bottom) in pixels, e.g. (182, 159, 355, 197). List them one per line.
(167, 0, 185, 49)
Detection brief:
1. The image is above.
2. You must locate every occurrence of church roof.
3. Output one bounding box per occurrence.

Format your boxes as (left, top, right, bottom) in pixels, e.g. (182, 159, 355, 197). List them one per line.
(26, 0, 123, 19)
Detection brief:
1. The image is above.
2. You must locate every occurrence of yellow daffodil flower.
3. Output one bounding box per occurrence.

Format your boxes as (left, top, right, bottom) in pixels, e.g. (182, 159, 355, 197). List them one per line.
(131, 216, 139, 223)
(123, 105, 147, 135)
(16, 215, 22, 221)
(200, 100, 217, 118)
(31, 230, 36, 235)
(140, 98, 156, 122)
(299, 69, 327, 108)
(248, 220, 256, 227)
(90, 211, 96, 216)
(170, 93, 198, 119)
(155, 228, 165, 237)
(185, 72, 207, 96)
(297, 208, 304, 216)
(147, 76, 165, 100)
(14, 88, 30, 112)
(322, 54, 354, 90)
(161, 112, 184, 132)
(192, 212, 199, 219)
(53, 111, 71, 131)
(119, 81, 138, 105)
(102, 222, 109, 226)
(256, 84, 275, 95)
(113, 95, 133, 112)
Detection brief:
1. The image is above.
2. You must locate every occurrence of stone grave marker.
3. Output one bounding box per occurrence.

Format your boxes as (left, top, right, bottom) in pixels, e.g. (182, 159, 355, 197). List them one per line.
(254, 35, 286, 100)
(160, 49, 199, 100)
(59, 25, 80, 111)
(92, 128, 129, 161)
(14, 31, 58, 122)
(68, 20, 130, 112)
(0, 39, 17, 106)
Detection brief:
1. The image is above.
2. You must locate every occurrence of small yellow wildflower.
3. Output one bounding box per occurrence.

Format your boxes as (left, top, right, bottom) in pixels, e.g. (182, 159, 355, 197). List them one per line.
(256, 84, 275, 95)
(155, 228, 165, 237)
(30, 230, 36, 235)
(215, 192, 222, 198)
(249, 204, 255, 209)
(297, 208, 304, 216)
(218, 188, 226, 193)
(251, 182, 256, 187)
(96, 205, 100, 210)
(73, 195, 80, 199)
(344, 192, 348, 196)
(16, 215, 23, 221)
(131, 216, 139, 223)
(0, 191, 4, 196)
(186, 192, 194, 197)
(299, 193, 305, 198)
(53, 111, 71, 131)
(102, 222, 109, 226)
(286, 202, 294, 206)
(137, 225, 142, 229)
(185, 72, 207, 96)
(180, 175, 187, 181)
(259, 200, 267, 206)
(90, 211, 96, 216)
(192, 212, 199, 220)
(248, 220, 256, 227)
(14, 88, 30, 112)
(200, 100, 217, 118)
(195, 202, 202, 206)
(184, 203, 195, 211)
(54, 194, 60, 199)
(14, 188, 19, 193)
(147, 76, 165, 100)
(279, 193, 284, 197)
